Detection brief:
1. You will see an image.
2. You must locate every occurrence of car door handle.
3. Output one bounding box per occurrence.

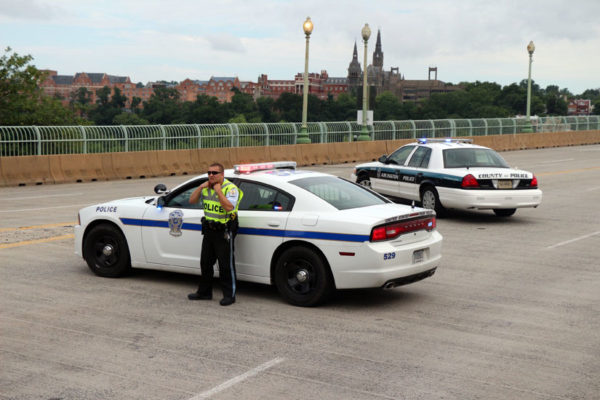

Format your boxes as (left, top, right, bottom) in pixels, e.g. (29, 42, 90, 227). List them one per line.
(267, 221, 281, 227)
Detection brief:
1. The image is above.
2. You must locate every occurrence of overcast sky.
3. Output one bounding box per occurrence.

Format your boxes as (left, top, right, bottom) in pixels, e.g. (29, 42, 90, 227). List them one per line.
(1, 0, 598, 95)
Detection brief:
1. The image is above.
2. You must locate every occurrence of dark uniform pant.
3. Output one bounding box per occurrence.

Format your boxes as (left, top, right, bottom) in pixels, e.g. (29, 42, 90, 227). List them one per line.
(197, 228, 237, 299)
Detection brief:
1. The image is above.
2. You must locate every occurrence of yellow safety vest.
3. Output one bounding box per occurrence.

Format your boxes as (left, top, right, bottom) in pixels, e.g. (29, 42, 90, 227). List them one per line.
(201, 179, 243, 224)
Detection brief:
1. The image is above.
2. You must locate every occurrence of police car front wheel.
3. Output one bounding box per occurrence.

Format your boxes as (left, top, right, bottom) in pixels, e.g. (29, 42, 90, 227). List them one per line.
(83, 224, 131, 278)
(274, 247, 333, 307)
(357, 174, 371, 188)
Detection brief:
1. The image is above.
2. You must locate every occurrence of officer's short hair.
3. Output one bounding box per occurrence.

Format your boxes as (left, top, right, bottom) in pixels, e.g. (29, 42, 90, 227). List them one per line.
(210, 162, 224, 173)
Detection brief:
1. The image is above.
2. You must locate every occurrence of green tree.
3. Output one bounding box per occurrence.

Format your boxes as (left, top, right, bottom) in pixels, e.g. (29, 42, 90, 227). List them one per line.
(0, 47, 81, 125)
(274, 92, 302, 122)
(141, 87, 184, 124)
(374, 91, 402, 120)
(113, 112, 149, 125)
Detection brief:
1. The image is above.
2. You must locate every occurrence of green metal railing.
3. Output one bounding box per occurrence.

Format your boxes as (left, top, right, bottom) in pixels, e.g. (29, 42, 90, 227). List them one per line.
(1, 116, 598, 156)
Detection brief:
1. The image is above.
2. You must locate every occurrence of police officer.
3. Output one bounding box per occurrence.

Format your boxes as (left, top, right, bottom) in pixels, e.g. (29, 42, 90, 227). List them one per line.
(188, 163, 243, 306)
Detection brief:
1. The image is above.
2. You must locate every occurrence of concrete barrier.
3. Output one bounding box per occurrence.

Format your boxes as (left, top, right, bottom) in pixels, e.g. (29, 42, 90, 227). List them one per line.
(385, 139, 412, 155)
(357, 141, 388, 161)
(267, 145, 301, 163)
(154, 149, 194, 177)
(191, 148, 232, 172)
(0, 155, 54, 186)
(298, 143, 330, 166)
(50, 153, 113, 183)
(229, 146, 269, 166)
(328, 142, 359, 164)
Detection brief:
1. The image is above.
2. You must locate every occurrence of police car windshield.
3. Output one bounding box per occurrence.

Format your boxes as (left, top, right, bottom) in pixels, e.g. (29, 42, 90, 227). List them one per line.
(290, 176, 389, 210)
(443, 148, 510, 168)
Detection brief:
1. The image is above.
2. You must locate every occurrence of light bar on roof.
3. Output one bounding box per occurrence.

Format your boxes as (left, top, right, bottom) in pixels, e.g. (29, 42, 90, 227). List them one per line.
(418, 138, 473, 144)
(234, 161, 297, 174)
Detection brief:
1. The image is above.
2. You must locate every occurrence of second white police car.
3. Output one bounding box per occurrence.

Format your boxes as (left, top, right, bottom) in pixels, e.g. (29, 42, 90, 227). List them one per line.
(75, 162, 443, 306)
(352, 139, 543, 217)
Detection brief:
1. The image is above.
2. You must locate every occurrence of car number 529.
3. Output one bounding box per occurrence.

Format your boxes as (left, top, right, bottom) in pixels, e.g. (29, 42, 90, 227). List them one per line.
(383, 252, 396, 260)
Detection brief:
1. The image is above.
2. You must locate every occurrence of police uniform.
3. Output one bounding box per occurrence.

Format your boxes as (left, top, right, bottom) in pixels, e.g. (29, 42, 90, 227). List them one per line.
(193, 179, 243, 305)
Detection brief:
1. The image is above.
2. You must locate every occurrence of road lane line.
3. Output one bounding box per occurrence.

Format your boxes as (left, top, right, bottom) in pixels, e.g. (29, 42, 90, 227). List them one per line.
(0, 234, 75, 249)
(2, 192, 84, 201)
(537, 166, 600, 176)
(188, 358, 285, 400)
(0, 222, 76, 233)
(0, 203, 91, 213)
(546, 231, 600, 249)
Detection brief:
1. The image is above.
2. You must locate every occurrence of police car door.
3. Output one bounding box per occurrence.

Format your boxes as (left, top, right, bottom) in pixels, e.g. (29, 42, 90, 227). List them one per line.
(371, 145, 416, 196)
(141, 180, 204, 269)
(234, 180, 292, 280)
(398, 146, 432, 200)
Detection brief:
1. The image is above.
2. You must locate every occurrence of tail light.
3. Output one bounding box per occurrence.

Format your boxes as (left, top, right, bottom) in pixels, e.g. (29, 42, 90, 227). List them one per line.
(461, 174, 479, 188)
(370, 216, 436, 242)
(530, 175, 538, 188)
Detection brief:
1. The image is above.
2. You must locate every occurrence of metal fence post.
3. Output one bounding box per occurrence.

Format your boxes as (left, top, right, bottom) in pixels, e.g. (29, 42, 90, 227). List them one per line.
(389, 121, 396, 140)
(409, 120, 416, 138)
(263, 123, 269, 146)
(318, 122, 325, 143)
(33, 126, 42, 155)
(79, 126, 87, 154)
(483, 119, 488, 136)
(159, 125, 166, 150)
(345, 121, 352, 142)
(119, 125, 128, 152)
(449, 119, 456, 137)
(195, 124, 202, 148)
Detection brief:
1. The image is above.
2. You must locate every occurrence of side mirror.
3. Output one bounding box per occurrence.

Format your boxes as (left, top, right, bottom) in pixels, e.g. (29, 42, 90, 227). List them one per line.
(154, 184, 168, 194)
(156, 196, 165, 208)
(378, 155, 388, 163)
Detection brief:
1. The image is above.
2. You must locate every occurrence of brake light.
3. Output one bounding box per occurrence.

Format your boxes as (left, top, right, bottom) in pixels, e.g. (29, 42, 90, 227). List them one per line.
(530, 175, 538, 188)
(370, 216, 436, 242)
(461, 174, 479, 188)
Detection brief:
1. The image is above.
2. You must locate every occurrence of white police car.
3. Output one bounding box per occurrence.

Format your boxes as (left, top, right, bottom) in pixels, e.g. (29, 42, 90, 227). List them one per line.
(352, 139, 542, 217)
(75, 162, 442, 306)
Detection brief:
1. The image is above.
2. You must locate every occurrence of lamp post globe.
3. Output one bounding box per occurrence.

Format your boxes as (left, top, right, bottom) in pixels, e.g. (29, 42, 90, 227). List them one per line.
(357, 23, 372, 142)
(297, 17, 313, 144)
(523, 40, 535, 133)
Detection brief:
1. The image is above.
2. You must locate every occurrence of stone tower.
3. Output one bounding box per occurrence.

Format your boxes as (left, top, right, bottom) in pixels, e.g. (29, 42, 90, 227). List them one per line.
(372, 29, 383, 69)
(347, 41, 362, 87)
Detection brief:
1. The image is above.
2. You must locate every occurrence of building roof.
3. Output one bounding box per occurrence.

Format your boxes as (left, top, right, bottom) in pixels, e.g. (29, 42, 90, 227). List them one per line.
(211, 77, 236, 82)
(52, 75, 74, 85)
(325, 77, 348, 84)
(108, 75, 129, 84)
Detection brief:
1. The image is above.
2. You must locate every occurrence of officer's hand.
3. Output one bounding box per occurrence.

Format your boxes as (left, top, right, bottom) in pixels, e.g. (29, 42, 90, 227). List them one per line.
(212, 182, 222, 191)
(199, 181, 209, 189)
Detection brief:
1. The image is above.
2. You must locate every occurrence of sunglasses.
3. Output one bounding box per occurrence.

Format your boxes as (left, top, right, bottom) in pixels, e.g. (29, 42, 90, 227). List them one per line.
(207, 170, 221, 176)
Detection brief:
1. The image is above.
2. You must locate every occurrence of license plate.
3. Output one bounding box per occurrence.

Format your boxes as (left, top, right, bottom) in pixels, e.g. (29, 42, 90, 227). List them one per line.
(413, 249, 425, 263)
(498, 180, 512, 189)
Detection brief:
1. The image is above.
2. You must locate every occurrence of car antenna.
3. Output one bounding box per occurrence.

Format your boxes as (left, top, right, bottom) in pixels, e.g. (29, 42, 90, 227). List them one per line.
(411, 201, 415, 209)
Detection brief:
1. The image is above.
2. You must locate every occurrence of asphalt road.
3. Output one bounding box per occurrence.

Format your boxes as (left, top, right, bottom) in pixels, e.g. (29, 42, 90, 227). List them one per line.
(1, 145, 599, 400)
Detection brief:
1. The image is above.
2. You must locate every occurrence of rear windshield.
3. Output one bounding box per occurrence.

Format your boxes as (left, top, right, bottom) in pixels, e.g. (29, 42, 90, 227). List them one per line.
(443, 148, 509, 168)
(290, 176, 389, 210)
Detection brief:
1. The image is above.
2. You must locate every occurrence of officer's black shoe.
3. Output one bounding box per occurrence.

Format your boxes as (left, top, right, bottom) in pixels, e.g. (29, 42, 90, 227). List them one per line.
(188, 292, 212, 300)
(219, 297, 235, 306)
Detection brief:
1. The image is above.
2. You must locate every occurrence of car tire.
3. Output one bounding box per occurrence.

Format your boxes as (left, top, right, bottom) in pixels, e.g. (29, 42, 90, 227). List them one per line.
(493, 208, 517, 217)
(274, 246, 333, 307)
(357, 173, 371, 188)
(83, 224, 131, 278)
(420, 186, 445, 215)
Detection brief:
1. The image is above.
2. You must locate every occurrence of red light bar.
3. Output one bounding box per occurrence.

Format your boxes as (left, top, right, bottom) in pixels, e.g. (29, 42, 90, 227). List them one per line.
(234, 161, 296, 174)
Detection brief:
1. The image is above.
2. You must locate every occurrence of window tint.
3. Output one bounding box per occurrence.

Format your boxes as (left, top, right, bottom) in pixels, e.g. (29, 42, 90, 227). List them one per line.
(165, 179, 205, 209)
(387, 145, 415, 165)
(237, 181, 293, 211)
(443, 148, 510, 168)
(407, 147, 432, 168)
(291, 176, 389, 210)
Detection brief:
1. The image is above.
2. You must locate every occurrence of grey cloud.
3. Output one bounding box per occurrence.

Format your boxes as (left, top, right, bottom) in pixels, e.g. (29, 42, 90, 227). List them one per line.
(0, 0, 64, 20)
(206, 33, 246, 53)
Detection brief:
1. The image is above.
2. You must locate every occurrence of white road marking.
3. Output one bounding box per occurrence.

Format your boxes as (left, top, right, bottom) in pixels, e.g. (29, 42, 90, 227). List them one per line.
(1, 192, 84, 201)
(538, 158, 574, 164)
(546, 231, 600, 249)
(188, 358, 285, 400)
(0, 203, 91, 213)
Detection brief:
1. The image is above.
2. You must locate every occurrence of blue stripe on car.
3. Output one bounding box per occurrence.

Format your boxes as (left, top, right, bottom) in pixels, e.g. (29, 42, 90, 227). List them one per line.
(120, 218, 368, 242)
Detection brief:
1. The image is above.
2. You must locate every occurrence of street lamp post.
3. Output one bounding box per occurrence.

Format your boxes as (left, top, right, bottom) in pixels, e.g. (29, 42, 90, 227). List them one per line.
(357, 23, 371, 141)
(297, 16, 313, 144)
(523, 40, 535, 133)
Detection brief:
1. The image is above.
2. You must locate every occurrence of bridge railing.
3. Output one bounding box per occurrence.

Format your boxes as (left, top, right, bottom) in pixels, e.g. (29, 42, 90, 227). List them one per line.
(1, 116, 598, 156)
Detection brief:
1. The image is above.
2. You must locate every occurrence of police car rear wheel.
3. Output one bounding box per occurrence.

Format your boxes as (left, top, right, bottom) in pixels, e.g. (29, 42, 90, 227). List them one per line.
(421, 186, 444, 214)
(84, 224, 131, 278)
(493, 208, 516, 217)
(357, 174, 371, 188)
(275, 247, 332, 307)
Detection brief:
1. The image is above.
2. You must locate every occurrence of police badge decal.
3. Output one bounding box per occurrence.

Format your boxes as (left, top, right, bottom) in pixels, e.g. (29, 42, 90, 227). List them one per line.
(168, 210, 184, 237)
